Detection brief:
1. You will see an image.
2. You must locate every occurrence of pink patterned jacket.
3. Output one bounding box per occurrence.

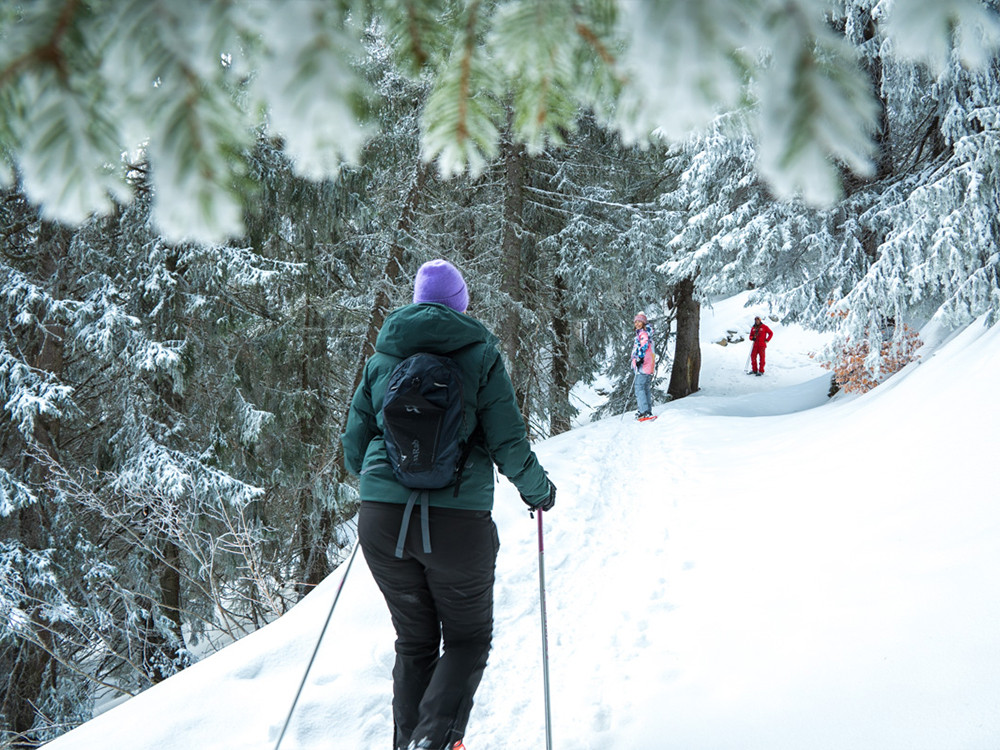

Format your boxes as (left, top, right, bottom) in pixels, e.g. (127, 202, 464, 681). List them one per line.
(632, 326, 654, 375)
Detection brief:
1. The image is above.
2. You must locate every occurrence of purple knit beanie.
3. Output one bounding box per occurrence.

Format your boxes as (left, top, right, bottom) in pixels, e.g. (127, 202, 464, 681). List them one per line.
(413, 259, 469, 312)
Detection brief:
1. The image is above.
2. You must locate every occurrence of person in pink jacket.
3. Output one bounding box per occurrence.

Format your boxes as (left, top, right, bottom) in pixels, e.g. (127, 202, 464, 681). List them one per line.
(631, 312, 655, 419)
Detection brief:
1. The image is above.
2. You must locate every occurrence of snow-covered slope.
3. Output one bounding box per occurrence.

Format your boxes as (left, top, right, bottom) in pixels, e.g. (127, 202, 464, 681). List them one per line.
(46, 296, 1000, 750)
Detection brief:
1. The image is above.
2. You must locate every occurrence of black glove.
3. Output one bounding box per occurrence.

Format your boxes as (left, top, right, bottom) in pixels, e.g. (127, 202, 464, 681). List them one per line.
(539, 480, 556, 511)
(521, 479, 556, 512)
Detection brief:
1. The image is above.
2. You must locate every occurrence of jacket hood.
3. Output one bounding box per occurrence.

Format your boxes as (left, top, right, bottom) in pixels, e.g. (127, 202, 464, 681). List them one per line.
(375, 303, 496, 359)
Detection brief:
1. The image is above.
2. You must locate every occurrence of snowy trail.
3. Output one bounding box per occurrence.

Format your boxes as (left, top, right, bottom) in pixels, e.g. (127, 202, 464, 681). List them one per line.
(44, 296, 1000, 750)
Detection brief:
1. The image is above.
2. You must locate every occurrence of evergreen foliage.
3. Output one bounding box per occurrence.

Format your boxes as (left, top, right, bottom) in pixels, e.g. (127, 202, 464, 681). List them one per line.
(6, 0, 996, 244)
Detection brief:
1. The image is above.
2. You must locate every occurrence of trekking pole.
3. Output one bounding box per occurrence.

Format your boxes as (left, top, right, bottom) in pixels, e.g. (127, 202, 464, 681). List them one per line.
(620, 370, 638, 422)
(536, 509, 554, 750)
(274, 538, 361, 750)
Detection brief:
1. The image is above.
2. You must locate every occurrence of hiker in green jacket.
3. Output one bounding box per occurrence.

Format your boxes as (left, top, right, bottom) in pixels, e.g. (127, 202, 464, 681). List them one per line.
(341, 258, 555, 750)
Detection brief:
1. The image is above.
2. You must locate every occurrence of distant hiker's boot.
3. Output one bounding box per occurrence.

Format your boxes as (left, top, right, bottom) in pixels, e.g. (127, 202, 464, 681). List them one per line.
(755, 371, 763, 376)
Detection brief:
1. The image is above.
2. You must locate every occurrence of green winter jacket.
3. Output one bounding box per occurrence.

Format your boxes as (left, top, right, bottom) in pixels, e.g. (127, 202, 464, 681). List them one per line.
(341, 303, 550, 510)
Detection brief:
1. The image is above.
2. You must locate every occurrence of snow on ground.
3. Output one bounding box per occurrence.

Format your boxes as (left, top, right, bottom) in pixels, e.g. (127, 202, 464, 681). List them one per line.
(46, 295, 1000, 750)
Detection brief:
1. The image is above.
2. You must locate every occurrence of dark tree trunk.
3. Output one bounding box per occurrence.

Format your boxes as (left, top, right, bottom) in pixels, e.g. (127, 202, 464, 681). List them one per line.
(154, 540, 184, 681)
(2, 621, 52, 749)
(854, 7, 892, 185)
(499, 130, 530, 426)
(331, 160, 431, 528)
(140, 248, 188, 681)
(668, 277, 701, 400)
(339, 160, 429, 444)
(550, 273, 572, 436)
(295, 293, 334, 594)
(358, 162, 430, 365)
(297, 511, 333, 595)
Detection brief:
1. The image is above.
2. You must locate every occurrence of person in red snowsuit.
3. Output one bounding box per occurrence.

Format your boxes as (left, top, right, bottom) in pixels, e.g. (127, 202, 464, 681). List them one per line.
(749, 316, 773, 376)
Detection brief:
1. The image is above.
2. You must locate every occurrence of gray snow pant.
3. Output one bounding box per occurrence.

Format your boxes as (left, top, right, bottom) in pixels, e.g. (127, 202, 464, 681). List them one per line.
(358, 501, 499, 750)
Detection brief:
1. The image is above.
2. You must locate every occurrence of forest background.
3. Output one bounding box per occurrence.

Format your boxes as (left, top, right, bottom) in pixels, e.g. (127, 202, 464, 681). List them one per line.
(1, 1, 998, 746)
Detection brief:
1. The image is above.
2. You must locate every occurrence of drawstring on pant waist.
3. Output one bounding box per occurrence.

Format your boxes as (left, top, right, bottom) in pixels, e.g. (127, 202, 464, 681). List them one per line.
(395, 490, 432, 558)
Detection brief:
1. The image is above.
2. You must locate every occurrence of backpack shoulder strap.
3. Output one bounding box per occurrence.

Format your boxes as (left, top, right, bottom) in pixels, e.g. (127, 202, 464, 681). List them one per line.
(451, 421, 485, 497)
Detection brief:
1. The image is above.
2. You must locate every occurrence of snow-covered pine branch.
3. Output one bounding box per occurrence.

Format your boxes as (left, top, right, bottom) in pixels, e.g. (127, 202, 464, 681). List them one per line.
(3, 0, 996, 243)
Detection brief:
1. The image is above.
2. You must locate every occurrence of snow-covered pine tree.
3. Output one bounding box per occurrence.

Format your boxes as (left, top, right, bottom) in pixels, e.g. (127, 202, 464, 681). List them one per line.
(0, 160, 369, 742)
(740, 2, 1000, 379)
(1, 196, 93, 747)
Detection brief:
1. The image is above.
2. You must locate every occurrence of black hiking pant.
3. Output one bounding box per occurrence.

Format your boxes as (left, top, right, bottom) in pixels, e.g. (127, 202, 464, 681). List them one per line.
(358, 501, 500, 750)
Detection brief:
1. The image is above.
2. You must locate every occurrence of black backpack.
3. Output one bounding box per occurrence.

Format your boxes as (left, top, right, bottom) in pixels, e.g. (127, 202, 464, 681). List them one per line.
(381, 352, 473, 491)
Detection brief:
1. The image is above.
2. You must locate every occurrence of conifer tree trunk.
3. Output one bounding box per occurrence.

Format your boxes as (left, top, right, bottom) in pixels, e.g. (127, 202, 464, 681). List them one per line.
(3, 604, 52, 749)
(332, 161, 430, 491)
(153, 541, 183, 681)
(499, 131, 529, 425)
(295, 293, 334, 594)
(354, 160, 430, 378)
(849, 7, 892, 185)
(668, 276, 701, 400)
(550, 273, 572, 436)
(141, 249, 187, 681)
